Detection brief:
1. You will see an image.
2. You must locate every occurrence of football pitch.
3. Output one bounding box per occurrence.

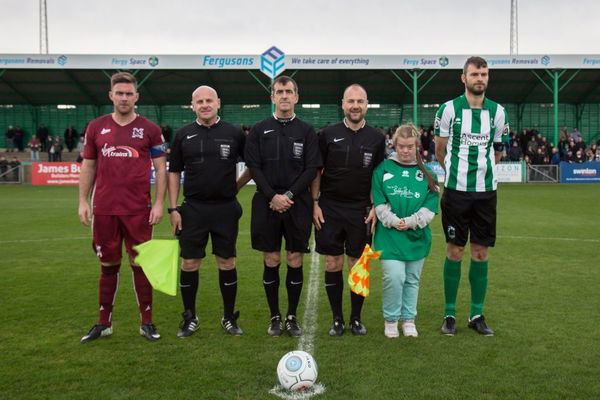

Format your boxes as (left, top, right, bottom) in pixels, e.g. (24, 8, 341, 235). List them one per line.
(0, 183, 598, 400)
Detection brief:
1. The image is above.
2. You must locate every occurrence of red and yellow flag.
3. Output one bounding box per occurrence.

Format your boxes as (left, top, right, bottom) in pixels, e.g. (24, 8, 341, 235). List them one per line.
(348, 244, 382, 297)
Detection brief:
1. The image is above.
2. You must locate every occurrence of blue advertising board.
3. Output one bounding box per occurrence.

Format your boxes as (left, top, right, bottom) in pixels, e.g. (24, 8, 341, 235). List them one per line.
(560, 162, 600, 183)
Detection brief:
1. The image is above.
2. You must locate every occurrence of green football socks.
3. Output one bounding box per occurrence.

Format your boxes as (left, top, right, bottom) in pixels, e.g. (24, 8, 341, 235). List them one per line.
(469, 259, 488, 319)
(443, 258, 462, 316)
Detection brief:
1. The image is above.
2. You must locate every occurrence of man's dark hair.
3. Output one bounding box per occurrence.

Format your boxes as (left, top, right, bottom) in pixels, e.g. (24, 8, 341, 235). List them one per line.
(271, 75, 298, 95)
(110, 72, 137, 89)
(463, 56, 488, 75)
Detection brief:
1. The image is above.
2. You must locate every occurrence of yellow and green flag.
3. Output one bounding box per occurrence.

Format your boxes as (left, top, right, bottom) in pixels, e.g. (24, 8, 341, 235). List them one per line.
(348, 244, 382, 297)
(133, 239, 179, 296)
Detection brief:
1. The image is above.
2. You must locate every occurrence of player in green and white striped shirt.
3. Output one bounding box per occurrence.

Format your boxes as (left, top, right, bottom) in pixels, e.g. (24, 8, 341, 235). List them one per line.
(434, 56, 508, 336)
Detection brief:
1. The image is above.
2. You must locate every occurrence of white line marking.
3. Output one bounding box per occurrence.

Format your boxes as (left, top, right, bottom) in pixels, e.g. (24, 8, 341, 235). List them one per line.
(269, 384, 326, 399)
(298, 240, 320, 355)
(271, 240, 325, 399)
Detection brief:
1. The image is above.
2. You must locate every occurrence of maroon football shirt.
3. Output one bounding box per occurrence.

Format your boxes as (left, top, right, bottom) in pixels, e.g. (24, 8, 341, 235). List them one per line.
(83, 114, 166, 215)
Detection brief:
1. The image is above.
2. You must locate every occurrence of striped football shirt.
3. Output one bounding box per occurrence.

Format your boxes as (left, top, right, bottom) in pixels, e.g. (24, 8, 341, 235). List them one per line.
(434, 95, 509, 192)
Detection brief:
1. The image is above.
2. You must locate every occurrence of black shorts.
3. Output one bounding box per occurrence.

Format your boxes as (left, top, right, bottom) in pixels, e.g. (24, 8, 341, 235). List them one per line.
(250, 191, 312, 253)
(315, 198, 370, 259)
(177, 199, 242, 259)
(441, 188, 497, 247)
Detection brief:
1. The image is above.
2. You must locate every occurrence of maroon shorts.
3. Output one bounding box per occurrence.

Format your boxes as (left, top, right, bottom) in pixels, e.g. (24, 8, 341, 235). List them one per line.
(92, 214, 152, 263)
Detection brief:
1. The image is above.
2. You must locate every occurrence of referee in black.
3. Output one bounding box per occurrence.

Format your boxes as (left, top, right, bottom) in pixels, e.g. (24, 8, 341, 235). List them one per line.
(244, 75, 322, 337)
(312, 84, 386, 336)
(168, 86, 248, 338)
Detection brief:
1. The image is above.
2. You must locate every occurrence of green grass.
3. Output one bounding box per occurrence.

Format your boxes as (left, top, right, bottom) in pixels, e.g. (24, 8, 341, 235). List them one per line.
(0, 183, 599, 399)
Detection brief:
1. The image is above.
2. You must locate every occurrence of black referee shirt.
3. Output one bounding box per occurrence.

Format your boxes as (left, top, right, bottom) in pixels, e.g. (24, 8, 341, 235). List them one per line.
(169, 119, 245, 202)
(319, 121, 385, 205)
(245, 116, 322, 199)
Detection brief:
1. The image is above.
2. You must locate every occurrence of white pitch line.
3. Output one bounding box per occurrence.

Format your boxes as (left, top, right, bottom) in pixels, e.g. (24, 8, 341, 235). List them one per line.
(270, 240, 325, 399)
(298, 240, 321, 355)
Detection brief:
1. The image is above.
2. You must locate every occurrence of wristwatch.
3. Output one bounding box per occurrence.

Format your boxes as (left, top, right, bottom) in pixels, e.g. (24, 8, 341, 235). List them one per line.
(167, 207, 179, 214)
(284, 190, 294, 200)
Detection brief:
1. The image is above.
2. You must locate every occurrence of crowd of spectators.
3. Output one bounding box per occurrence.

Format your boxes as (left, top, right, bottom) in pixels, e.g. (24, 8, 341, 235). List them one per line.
(5, 123, 600, 166)
(3, 124, 85, 162)
(503, 126, 600, 165)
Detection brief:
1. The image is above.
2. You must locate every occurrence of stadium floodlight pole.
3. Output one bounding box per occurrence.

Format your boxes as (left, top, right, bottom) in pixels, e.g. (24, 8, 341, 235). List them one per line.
(39, 0, 49, 54)
(510, 0, 519, 55)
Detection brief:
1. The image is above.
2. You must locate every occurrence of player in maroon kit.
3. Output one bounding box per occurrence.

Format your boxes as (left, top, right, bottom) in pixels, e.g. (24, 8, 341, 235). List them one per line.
(78, 72, 167, 343)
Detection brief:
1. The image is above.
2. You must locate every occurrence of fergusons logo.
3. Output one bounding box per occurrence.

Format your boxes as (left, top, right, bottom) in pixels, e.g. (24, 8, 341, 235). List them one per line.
(101, 143, 139, 158)
(202, 55, 254, 68)
(260, 46, 285, 78)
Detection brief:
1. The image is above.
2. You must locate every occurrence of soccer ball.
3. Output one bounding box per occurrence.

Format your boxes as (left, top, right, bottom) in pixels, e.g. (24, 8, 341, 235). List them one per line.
(277, 351, 318, 391)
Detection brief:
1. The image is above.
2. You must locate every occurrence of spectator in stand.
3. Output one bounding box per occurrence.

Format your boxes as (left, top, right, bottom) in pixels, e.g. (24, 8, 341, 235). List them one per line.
(539, 136, 549, 154)
(421, 129, 433, 156)
(422, 149, 435, 163)
(0, 155, 7, 180)
(160, 124, 172, 144)
(53, 136, 64, 162)
(526, 135, 538, 155)
(37, 124, 49, 151)
(559, 126, 569, 143)
(76, 133, 85, 163)
(574, 149, 585, 163)
(573, 137, 586, 153)
(507, 130, 518, 148)
(589, 143, 597, 153)
(47, 135, 54, 161)
(384, 137, 395, 158)
(9, 157, 20, 181)
(524, 129, 536, 152)
(535, 131, 544, 146)
(14, 126, 25, 152)
(558, 135, 569, 154)
(532, 147, 546, 165)
(595, 148, 600, 161)
(28, 134, 42, 162)
(517, 128, 528, 153)
(570, 127, 582, 141)
(551, 148, 561, 165)
(507, 141, 523, 161)
(567, 137, 576, 153)
(565, 150, 575, 163)
(64, 125, 78, 152)
(5, 125, 15, 152)
(525, 143, 536, 161)
(585, 149, 595, 162)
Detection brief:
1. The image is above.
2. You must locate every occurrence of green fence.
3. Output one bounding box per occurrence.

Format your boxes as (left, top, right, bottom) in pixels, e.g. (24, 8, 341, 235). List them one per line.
(1, 103, 599, 147)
